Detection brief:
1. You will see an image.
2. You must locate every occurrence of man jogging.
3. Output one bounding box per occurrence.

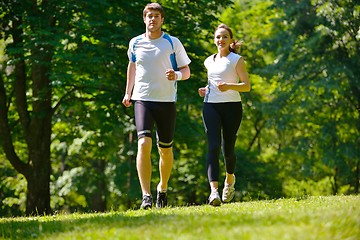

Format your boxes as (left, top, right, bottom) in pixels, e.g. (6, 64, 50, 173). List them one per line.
(122, 3, 191, 209)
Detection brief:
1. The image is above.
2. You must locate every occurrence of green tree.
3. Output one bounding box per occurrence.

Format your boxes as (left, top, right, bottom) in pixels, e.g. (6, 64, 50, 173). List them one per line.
(0, 0, 58, 215)
(221, 0, 359, 197)
(0, 0, 140, 215)
(265, 0, 359, 194)
(0, 0, 233, 216)
(220, 0, 284, 200)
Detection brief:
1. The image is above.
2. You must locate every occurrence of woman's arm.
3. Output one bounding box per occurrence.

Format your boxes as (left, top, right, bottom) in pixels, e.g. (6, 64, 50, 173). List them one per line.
(217, 58, 251, 92)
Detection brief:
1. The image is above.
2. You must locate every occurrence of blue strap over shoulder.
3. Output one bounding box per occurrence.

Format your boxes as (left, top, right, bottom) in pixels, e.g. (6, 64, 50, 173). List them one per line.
(131, 36, 143, 62)
(131, 33, 178, 70)
(163, 33, 178, 71)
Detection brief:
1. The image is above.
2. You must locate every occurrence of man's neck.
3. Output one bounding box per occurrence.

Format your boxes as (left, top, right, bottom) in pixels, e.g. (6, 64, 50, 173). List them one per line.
(145, 30, 162, 40)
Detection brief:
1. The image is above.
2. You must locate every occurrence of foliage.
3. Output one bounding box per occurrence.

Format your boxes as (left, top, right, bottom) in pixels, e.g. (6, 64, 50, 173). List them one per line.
(221, 0, 360, 199)
(262, 0, 360, 195)
(221, 0, 284, 200)
(0, 0, 233, 216)
(0, 195, 359, 239)
(1, 0, 359, 216)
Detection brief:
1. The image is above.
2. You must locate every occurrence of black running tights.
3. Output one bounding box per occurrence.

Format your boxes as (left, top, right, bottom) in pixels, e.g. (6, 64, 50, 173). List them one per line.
(202, 102, 243, 182)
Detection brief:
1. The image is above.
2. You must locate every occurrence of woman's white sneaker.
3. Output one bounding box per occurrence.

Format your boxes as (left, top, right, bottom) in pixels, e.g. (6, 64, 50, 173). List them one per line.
(222, 177, 235, 203)
(208, 191, 221, 206)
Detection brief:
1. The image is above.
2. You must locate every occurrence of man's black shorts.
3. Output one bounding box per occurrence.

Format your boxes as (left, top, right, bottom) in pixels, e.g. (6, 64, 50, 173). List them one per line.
(134, 101, 176, 148)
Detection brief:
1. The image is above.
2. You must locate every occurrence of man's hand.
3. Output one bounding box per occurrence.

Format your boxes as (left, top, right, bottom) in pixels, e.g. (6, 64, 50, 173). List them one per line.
(165, 69, 177, 81)
(122, 94, 132, 107)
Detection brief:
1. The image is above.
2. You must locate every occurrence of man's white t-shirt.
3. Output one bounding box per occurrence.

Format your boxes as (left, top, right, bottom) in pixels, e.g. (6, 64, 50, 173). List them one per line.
(127, 32, 191, 102)
(203, 52, 242, 103)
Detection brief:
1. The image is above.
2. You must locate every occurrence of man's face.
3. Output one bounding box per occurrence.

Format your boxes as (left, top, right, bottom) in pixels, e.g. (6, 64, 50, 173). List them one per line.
(144, 10, 164, 32)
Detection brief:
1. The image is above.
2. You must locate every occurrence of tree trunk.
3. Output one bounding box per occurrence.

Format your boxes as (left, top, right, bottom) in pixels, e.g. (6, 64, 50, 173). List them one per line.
(332, 167, 339, 195)
(24, 119, 52, 216)
(0, 0, 56, 216)
(0, 49, 53, 215)
(24, 46, 53, 215)
(26, 156, 51, 215)
(91, 159, 107, 212)
(355, 161, 359, 194)
(25, 99, 52, 215)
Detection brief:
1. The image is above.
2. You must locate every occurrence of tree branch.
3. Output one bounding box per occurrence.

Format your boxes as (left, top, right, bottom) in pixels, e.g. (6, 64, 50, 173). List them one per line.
(0, 71, 31, 177)
(12, 17, 31, 142)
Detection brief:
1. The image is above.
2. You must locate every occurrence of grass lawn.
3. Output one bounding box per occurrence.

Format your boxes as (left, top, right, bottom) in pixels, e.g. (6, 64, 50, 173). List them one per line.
(0, 195, 359, 239)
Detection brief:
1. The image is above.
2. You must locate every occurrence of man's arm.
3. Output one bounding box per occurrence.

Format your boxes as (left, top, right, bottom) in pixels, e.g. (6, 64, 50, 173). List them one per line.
(122, 61, 136, 107)
(165, 65, 190, 81)
(177, 65, 190, 80)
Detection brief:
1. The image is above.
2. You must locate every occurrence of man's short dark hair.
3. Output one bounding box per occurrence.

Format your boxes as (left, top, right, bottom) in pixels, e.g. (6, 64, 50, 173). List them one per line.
(143, 3, 165, 18)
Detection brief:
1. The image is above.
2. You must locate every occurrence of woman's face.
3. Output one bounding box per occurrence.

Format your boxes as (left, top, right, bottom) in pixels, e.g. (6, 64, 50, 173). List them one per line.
(214, 28, 232, 51)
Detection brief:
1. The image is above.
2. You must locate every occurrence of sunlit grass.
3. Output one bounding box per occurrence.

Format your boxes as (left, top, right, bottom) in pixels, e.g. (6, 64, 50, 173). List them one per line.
(1, 195, 359, 239)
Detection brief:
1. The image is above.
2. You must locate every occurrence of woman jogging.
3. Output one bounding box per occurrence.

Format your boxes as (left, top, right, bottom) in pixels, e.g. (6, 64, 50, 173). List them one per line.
(198, 23, 250, 206)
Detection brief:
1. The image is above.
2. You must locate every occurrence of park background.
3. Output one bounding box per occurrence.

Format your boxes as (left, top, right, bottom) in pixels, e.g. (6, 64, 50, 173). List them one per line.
(0, 0, 358, 216)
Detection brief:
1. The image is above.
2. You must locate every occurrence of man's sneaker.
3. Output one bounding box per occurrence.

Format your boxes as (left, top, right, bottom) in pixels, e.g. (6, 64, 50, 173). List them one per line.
(140, 194, 152, 209)
(156, 191, 168, 208)
(208, 191, 221, 206)
(222, 177, 235, 203)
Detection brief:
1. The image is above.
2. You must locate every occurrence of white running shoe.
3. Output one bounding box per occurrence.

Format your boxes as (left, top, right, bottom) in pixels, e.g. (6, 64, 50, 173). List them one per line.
(208, 191, 221, 206)
(222, 176, 235, 203)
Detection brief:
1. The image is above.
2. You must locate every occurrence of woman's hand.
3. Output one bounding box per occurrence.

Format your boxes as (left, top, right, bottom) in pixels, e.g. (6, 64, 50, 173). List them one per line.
(198, 86, 207, 97)
(217, 81, 229, 92)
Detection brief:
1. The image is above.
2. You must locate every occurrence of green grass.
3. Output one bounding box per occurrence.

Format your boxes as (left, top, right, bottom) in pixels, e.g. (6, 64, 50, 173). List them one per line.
(1, 195, 359, 239)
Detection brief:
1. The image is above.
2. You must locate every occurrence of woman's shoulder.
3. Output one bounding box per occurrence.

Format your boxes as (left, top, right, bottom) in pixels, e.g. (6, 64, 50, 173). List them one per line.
(229, 52, 241, 60)
(205, 54, 216, 62)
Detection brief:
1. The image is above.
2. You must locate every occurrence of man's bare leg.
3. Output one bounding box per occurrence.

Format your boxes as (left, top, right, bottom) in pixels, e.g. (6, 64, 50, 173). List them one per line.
(136, 137, 152, 196)
(157, 146, 174, 191)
